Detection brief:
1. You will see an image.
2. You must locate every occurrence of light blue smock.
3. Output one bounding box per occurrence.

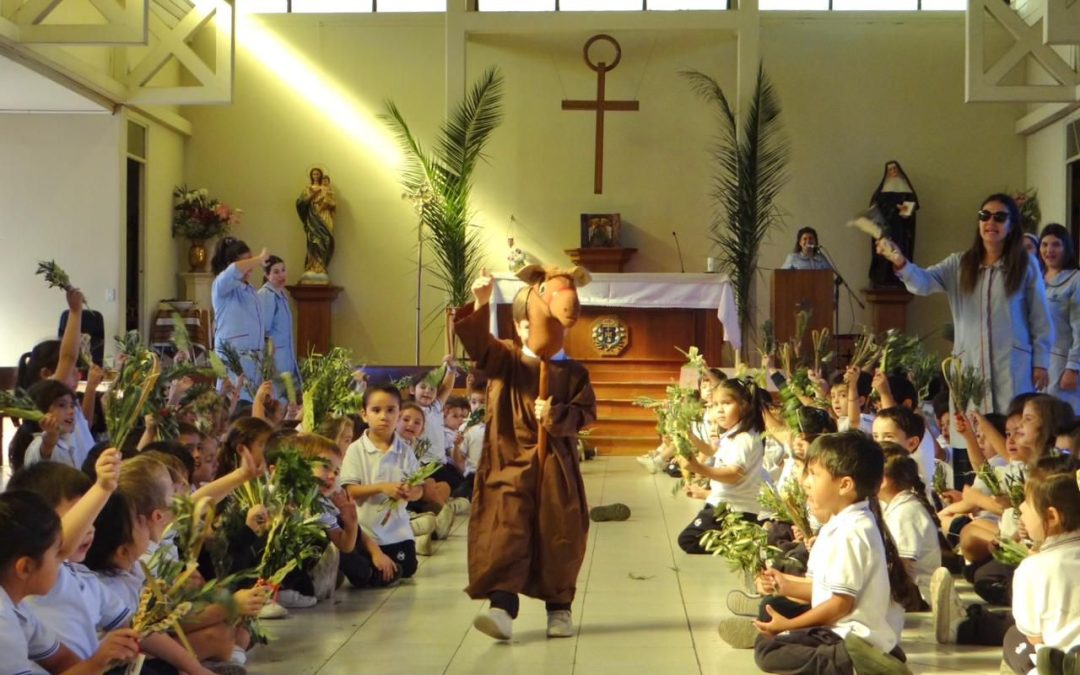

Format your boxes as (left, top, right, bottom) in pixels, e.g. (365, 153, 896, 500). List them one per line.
(258, 283, 302, 399)
(1044, 269, 1080, 413)
(897, 252, 1052, 413)
(781, 252, 831, 271)
(211, 262, 264, 399)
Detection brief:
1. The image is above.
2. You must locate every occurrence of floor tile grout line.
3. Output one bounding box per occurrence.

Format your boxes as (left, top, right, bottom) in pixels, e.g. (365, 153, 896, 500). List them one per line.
(571, 455, 609, 675)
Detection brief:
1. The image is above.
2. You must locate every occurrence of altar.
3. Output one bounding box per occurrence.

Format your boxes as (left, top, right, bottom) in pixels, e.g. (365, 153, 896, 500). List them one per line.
(489, 272, 739, 367)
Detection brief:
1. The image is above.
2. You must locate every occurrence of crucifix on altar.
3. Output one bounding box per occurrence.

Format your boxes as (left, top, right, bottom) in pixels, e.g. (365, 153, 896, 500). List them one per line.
(562, 34, 639, 194)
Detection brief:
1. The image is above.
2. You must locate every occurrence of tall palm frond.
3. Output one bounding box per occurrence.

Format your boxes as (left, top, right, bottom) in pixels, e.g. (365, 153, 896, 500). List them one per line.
(683, 64, 790, 357)
(381, 67, 504, 308)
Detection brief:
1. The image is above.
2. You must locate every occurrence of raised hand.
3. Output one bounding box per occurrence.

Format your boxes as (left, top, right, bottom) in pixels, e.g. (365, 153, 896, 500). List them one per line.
(95, 448, 122, 492)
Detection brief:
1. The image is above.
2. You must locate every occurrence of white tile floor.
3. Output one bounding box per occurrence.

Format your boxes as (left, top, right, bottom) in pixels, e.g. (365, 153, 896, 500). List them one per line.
(248, 457, 1004, 675)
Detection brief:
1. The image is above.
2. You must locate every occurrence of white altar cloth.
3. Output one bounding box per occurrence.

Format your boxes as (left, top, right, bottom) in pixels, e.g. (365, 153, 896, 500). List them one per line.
(489, 272, 741, 349)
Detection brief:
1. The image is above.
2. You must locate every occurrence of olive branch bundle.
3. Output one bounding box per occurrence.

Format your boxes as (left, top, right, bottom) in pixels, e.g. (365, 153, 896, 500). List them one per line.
(758, 480, 811, 538)
(0, 389, 44, 423)
(300, 347, 364, 432)
(991, 538, 1030, 567)
(975, 463, 1005, 497)
(699, 504, 779, 576)
(941, 356, 987, 412)
(378, 461, 444, 525)
(36, 260, 88, 307)
(105, 334, 161, 450)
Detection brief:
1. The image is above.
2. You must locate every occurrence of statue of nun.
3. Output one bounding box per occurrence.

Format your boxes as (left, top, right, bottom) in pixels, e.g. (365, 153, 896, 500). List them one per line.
(868, 160, 919, 287)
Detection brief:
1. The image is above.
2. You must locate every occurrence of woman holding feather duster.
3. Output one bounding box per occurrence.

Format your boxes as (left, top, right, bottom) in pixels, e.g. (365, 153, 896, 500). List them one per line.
(875, 194, 1052, 416)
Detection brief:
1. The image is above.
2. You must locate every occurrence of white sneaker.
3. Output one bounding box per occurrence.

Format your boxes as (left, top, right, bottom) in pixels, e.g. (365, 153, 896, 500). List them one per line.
(546, 610, 574, 638)
(416, 533, 433, 556)
(930, 567, 965, 644)
(410, 513, 436, 537)
(277, 589, 317, 609)
(449, 497, 471, 516)
(257, 600, 288, 620)
(434, 505, 455, 539)
(474, 607, 513, 640)
(230, 647, 248, 666)
(636, 453, 659, 474)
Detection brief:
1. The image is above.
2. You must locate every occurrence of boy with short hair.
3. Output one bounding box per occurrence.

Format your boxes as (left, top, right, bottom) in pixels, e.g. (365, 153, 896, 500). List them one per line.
(873, 406, 934, 499)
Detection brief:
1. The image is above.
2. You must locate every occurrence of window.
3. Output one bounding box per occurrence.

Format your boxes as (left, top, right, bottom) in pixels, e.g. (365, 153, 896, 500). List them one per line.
(833, 0, 916, 8)
(477, 0, 554, 8)
(291, 0, 372, 12)
(919, 0, 965, 9)
(377, 0, 444, 9)
(759, 0, 827, 8)
(560, 0, 641, 9)
(240, 0, 444, 12)
(647, 0, 727, 9)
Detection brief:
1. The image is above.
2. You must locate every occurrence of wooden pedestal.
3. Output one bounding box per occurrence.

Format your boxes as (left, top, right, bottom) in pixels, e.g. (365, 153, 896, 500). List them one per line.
(863, 287, 913, 334)
(286, 285, 342, 356)
(565, 247, 637, 273)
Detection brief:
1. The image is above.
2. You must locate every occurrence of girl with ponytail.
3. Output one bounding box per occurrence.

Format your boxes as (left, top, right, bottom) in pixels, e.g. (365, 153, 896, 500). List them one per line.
(676, 377, 770, 555)
(752, 431, 915, 674)
(879, 444, 943, 611)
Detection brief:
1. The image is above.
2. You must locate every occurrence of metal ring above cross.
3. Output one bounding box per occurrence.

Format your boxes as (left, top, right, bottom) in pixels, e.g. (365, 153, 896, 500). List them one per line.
(583, 34, 622, 73)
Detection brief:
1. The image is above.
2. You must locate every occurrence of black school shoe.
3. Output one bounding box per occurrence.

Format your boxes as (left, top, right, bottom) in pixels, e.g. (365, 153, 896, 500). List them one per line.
(1037, 646, 1065, 675)
(665, 462, 682, 478)
(1065, 645, 1080, 675)
(589, 503, 631, 522)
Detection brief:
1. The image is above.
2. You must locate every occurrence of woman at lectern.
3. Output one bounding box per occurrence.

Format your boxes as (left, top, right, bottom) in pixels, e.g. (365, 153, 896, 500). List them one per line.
(781, 226, 831, 270)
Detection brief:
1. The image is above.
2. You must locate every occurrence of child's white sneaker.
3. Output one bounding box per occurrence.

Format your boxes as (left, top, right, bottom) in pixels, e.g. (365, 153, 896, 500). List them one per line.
(257, 600, 288, 620)
(434, 504, 455, 540)
(546, 610, 574, 638)
(449, 497, 471, 515)
(636, 453, 659, 474)
(416, 533, 433, 556)
(277, 589, 317, 609)
(474, 607, 513, 640)
(930, 567, 965, 644)
(410, 512, 436, 537)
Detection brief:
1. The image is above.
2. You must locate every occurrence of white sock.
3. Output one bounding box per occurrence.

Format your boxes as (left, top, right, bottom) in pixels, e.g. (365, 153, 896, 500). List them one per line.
(231, 646, 248, 665)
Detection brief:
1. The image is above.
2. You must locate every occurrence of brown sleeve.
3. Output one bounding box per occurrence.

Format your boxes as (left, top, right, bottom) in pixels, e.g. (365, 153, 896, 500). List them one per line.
(454, 303, 512, 377)
(544, 369, 597, 438)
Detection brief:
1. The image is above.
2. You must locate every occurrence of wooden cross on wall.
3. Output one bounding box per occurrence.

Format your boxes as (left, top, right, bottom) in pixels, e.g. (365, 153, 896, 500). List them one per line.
(562, 34, 639, 195)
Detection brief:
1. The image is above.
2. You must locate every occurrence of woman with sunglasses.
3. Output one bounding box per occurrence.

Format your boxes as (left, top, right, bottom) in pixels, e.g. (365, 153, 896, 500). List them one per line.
(1038, 223, 1080, 413)
(875, 193, 1052, 415)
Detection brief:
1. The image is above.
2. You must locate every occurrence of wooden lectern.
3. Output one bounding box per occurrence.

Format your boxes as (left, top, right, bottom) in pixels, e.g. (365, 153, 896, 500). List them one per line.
(771, 270, 834, 348)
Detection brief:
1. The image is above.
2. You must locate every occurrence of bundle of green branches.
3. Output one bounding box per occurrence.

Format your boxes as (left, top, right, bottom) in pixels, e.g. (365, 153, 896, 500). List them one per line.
(36, 260, 88, 307)
(0, 390, 44, 423)
(907, 349, 941, 405)
(849, 330, 882, 371)
(699, 504, 779, 576)
(932, 461, 948, 498)
(131, 565, 195, 657)
(170, 313, 194, 364)
(105, 333, 161, 450)
(299, 347, 363, 432)
(975, 463, 1005, 497)
(1004, 470, 1026, 510)
(991, 538, 1031, 567)
(391, 375, 413, 393)
(412, 437, 432, 463)
(209, 342, 246, 382)
(878, 329, 921, 376)
(245, 339, 297, 404)
(379, 461, 445, 525)
(942, 356, 987, 412)
(465, 406, 485, 429)
(633, 383, 705, 484)
(758, 481, 811, 537)
(676, 345, 709, 375)
(759, 320, 778, 363)
(792, 310, 811, 362)
(182, 388, 226, 435)
(811, 327, 833, 374)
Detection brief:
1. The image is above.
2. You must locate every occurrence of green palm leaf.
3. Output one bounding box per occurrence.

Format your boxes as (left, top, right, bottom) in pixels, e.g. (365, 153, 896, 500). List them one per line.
(381, 67, 504, 308)
(683, 64, 790, 357)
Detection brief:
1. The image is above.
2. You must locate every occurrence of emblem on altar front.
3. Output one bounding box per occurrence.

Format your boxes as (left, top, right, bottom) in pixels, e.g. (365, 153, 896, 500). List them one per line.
(591, 315, 629, 357)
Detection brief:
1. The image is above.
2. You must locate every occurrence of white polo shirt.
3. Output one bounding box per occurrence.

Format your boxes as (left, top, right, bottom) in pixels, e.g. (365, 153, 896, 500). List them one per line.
(25, 562, 130, 660)
(837, 413, 874, 434)
(806, 500, 897, 653)
(705, 430, 764, 515)
(340, 431, 420, 546)
(914, 430, 938, 500)
(417, 400, 447, 465)
(462, 423, 485, 477)
(23, 434, 78, 469)
(0, 585, 60, 675)
(1013, 531, 1080, 650)
(881, 490, 941, 604)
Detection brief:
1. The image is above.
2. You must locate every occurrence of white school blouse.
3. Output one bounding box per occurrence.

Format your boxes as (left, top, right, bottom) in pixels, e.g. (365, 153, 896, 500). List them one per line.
(882, 491, 941, 604)
(417, 400, 447, 465)
(1012, 531, 1080, 650)
(23, 434, 77, 468)
(0, 585, 60, 675)
(25, 562, 130, 660)
(340, 431, 420, 545)
(705, 430, 764, 515)
(807, 500, 897, 653)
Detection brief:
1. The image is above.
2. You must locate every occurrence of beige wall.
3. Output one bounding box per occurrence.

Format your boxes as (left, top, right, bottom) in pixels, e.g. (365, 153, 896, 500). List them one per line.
(1025, 117, 1069, 228)
(0, 113, 123, 365)
(182, 11, 1026, 364)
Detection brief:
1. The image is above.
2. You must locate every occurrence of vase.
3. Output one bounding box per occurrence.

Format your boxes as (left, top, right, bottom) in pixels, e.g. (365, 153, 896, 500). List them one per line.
(187, 240, 208, 272)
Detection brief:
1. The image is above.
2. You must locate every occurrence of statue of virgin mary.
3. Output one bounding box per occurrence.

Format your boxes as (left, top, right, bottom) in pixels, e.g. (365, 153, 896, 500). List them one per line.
(296, 167, 337, 283)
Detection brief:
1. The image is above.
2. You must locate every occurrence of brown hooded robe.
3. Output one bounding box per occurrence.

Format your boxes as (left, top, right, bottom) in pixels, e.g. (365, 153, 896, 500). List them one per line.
(454, 301, 596, 604)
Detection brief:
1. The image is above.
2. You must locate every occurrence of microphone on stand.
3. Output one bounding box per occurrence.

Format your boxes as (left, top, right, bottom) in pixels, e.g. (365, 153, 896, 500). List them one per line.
(672, 231, 686, 273)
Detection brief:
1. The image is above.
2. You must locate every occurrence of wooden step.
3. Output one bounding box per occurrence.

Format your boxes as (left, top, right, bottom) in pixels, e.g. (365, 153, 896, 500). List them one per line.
(583, 434, 659, 456)
(587, 417, 658, 436)
(581, 360, 682, 383)
(595, 398, 660, 420)
(591, 380, 672, 399)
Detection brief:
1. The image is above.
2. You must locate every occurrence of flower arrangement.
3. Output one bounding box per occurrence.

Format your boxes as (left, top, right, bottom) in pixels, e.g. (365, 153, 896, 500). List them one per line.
(1013, 188, 1040, 234)
(172, 186, 241, 240)
(506, 236, 527, 272)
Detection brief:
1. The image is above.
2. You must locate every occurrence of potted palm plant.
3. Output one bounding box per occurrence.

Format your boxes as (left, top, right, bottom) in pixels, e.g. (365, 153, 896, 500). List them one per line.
(382, 67, 505, 356)
(683, 65, 790, 359)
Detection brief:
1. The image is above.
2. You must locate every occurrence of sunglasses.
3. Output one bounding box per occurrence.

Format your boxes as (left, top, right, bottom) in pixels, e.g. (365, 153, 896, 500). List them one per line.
(978, 210, 1009, 224)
